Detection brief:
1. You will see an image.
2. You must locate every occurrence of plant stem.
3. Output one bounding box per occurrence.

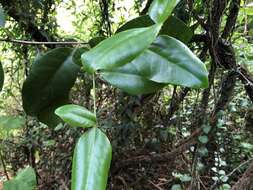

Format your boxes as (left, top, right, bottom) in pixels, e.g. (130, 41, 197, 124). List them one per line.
(0, 150, 9, 180)
(0, 38, 89, 46)
(92, 73, 97, 120)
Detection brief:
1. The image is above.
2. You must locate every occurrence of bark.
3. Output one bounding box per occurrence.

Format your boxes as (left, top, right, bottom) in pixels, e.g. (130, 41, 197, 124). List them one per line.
(222, 0, 241, 39)
(238, 66, 253, 102)
(166, 87, 189, 123)
(231, 162, 253, 190)
(213, 71, 237, 116)
(245, 109, 253, 135)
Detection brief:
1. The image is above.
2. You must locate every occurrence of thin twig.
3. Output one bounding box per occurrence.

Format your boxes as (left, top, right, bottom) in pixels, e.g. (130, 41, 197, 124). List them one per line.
(227, 158, 253, 178)
(0, 38, 89, 45)
(148, 180, 164, 190)
(0, 150, 9, 180)
(60, 179, 69, 190)
(198, 175, 208, 190)
(211, 158, 253, 190)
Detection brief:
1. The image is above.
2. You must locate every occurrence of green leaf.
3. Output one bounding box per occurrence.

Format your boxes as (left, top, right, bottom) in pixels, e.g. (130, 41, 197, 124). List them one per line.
(203, 125, 211, 134)
(81, 24, 161, 73)
(198, 135, 209, 144)
(3, 167, 36, 190)
(0, 62, 4, 91)
(72, 47, 89, 66)
(22, 48, 80, 126)
(15, 167, 36, 186)
(101, 64, 165, 95)
(3, 180, 21, 190)
(240, 142, 253, 150)
(180, 174, 192, 182)
(198, 147, 208, 156)
(37, 98, 68, 127)
(88, 36, 106, 48)
(171, 184, 182, 190)
(160, 16, 193, 43)
(242, 3, 253, 16)
(102, 35, 208, 94)
(101, 72, 164, 95)
(54, 123, 65, 131)
(71, 128, 112, 190)
(149, 0, 180, 24)
(0, 5, 5, 27)
(55, 104, 96, 128)
(0, 116, 25, 139)
(243, 7, 253, 15)
(116, 15, 193, 43)
(143, 35, 208, 88)
(116, 15, 155, 33)
(0, 116, 25, 131)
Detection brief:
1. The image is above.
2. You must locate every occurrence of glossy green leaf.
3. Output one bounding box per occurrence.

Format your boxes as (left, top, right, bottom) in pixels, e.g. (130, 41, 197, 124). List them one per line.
(72, 128, 112, 190)
(102, 35, 208, 94)
(81, 24, 161, 73)
(0, 5, 5, 27)
(72, 47, 89, 66)
(55, 104, 96, 128)
(160, 16, 193, 43)
(37, 98, 68, 127)
(149, 0, 180, 24)
(133, 35, 208, 88)
(3, 167, 36, 190)
(101, 63, 165, 95)
(0, 62, 4, 91)
(116, 15, 193, 43)
(22, 48, 80, 126)
(116, 15, 155, 33)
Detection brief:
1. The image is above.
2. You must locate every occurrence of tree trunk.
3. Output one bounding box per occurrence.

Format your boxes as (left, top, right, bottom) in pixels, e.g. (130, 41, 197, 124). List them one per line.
(232, 162, 253, 190)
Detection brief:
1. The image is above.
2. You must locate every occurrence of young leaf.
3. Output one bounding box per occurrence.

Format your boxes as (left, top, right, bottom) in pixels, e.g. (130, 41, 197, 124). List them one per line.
(22, 48, 80, 126)
(55, 104, 96, 128)
(72, 128, 112, 190)
(149, 0, 180, 24)
(81, 24, 161, 73)
(72, 47, 89, 66)
(0, 62, 4, 91)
